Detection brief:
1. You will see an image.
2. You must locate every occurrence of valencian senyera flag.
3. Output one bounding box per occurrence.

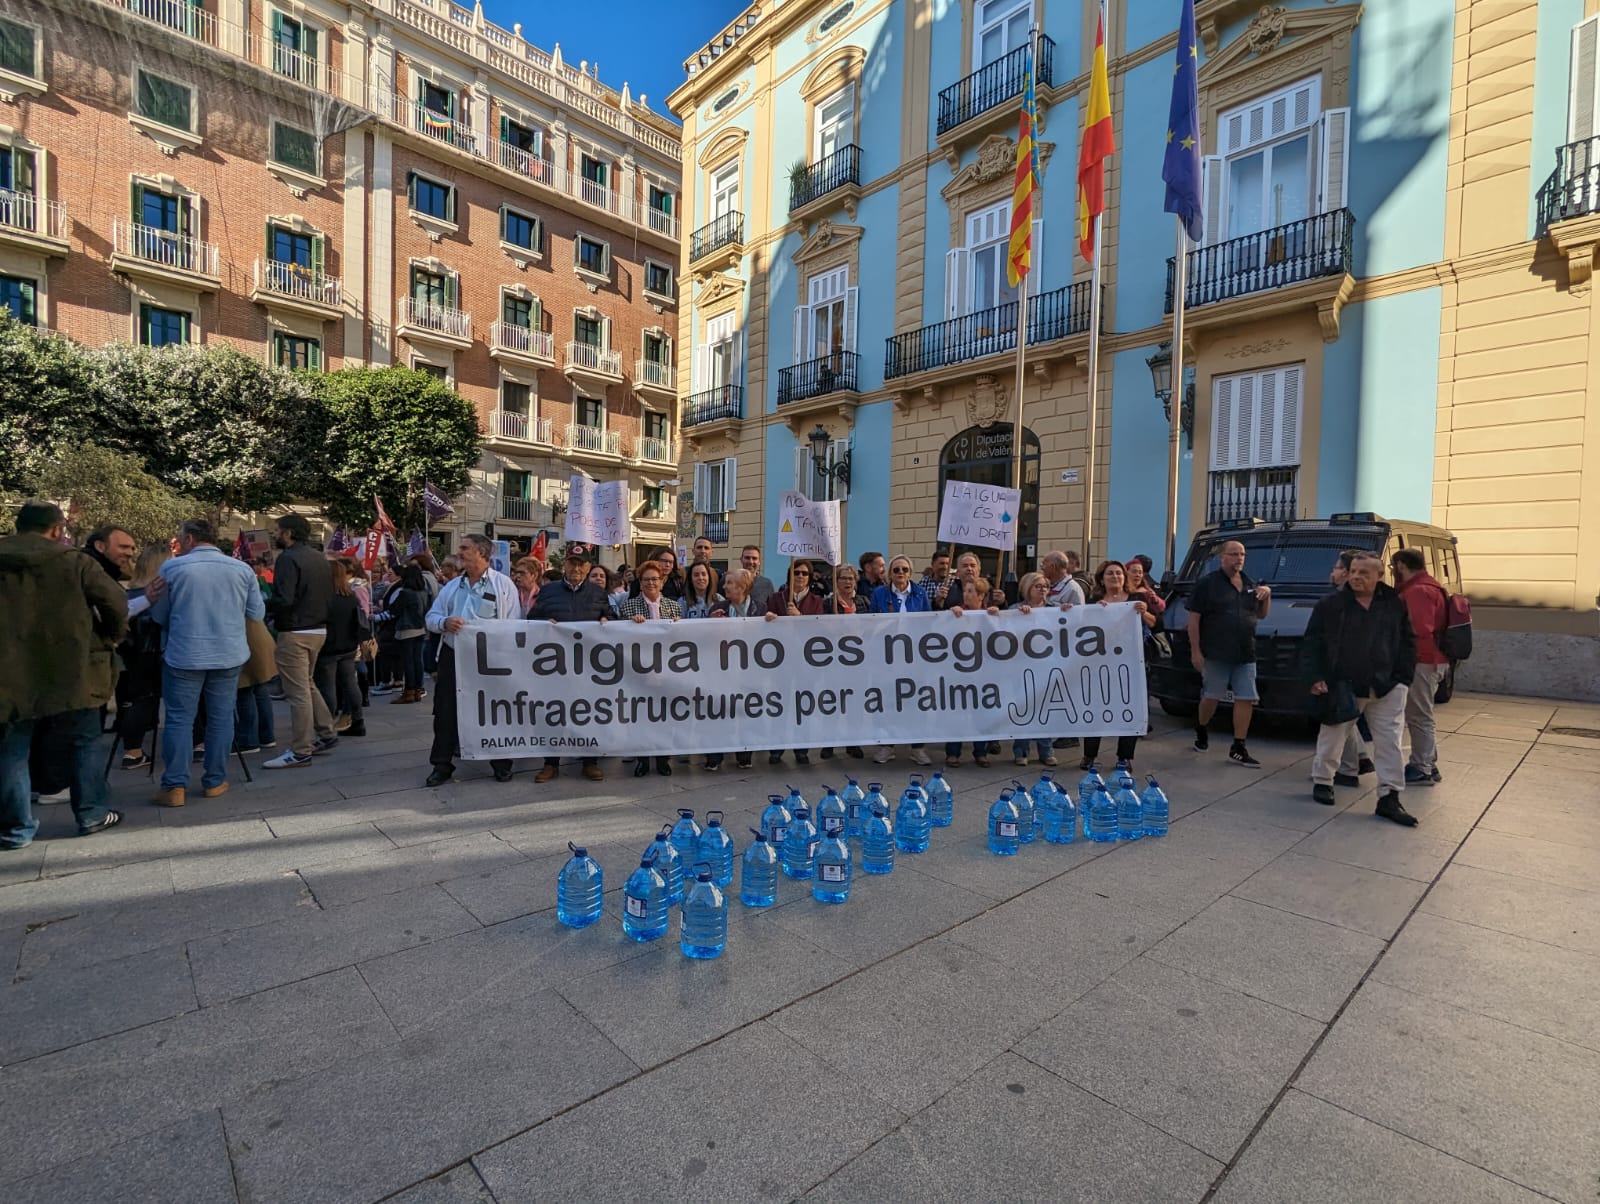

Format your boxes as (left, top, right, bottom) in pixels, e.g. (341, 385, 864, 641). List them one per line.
(1163, 0, 1204, 242)
(1077, 0, 1114, 262)
(1006, 43, 1041, 288)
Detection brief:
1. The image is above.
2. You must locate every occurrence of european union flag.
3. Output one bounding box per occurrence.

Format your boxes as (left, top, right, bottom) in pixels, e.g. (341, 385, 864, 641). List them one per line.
(1162, 0, 1203, 242)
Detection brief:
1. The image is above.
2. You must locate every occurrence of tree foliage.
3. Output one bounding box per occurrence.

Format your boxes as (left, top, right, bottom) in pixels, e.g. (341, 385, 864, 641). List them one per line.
(0, 310, 100, 491)
(19, 444, 196, 545)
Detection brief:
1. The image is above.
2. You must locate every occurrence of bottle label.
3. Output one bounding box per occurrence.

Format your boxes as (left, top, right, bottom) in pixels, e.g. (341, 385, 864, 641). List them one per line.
(771, 825, 788, 843)
(822, 817, 843, 835)
(847, 803, 861, 819)
(998, 821, 1019, 837)
(625, 894, 646, 918)
(820, 863, 845, 883)
(806, 842, 818, 861)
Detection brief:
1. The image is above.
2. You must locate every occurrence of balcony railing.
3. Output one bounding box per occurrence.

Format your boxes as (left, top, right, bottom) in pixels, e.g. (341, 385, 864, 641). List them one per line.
(884, 280, 1092, 380)
(778, 350, 860, 405)
(790, 145, 862, 211)
(647, 205, 679, 240)
(497, 139, 552, 183)
(564, 341, 622, 376)
(391, 94, 479, 155)
(0, 190, 68, 241)
(637, 435, 674, 463)
(490, 410, 553, 445)
(400, 297, 472, 339)
(567, 424, 622, 455)
(682, 385, 744, 428)
(1165, 210, 1355, 312)
(254, 259, 341, 308)
(501, 496, 537, 521)
(635, 358, 674, 390)
(690, 211, 744, 261)
(1536, 136, 1600, 232)
(937, 37, 1056, 136)
(1207, 468, 1299, 525)
(702, 517, 730, 544)
(491, 322, 554, 359)
(112, 218, 219, 277)
(121, 0, 216, 45)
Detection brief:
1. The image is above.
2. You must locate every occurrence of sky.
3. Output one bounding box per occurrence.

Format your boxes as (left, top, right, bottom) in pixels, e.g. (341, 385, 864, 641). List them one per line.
(482, 0, 752, 122)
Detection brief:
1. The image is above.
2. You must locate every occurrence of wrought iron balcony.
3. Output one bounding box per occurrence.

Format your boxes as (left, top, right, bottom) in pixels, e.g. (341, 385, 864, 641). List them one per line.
(566, 424, 622, 456)
(884, 280, 1092, 380)
(682, 385, 744, 428)
(778, 351, 860, 405)
(391, 94, 478, 155)
(253, 259, 341, 312)
(121, 0, 217, 45)
(1207, 468, 1299, 525)
(490, 322, 554, 361)
(1165, 210, 1355, 312)
(702, 517, 730, 544)
(490, 410, 553, 445)
(690, 211, 744, 262)
(497, 140, 551, 184)
(1536, 136, 1600, 233)
(790, 145, 862, 212)
(637, 435, 675, 463)
(937, 37, 1055, 137)
(111, 218, 220, 281)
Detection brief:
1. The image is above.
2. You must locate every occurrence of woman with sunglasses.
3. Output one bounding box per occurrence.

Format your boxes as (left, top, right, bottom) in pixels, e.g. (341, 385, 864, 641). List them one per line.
(869, 556, 934, 766)
(763, 559, 825, 765)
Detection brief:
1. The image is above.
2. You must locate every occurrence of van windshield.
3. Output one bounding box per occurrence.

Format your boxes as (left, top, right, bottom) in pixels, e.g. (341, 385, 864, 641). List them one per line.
(1181, 529, 1386, 587)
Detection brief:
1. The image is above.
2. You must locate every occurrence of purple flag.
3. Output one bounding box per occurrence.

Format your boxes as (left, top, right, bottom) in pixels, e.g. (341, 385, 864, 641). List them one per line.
(327, 526, 352, 554)
(422, 481, 454, 520)
(406, 529, 425, 557)
(384, 532, 401, 570)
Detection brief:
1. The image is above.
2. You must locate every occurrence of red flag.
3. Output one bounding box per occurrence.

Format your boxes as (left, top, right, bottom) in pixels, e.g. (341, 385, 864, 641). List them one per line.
(530, 531, 548, 564)
(361, 529, 382, 572)
(373, 496, 396, 535)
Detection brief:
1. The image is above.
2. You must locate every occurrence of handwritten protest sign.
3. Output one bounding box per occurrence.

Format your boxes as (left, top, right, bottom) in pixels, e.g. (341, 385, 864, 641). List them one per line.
(937, 479, 1020, 552)
(777, 491, 842, 564)
(488, 540, 512, 575)
(564, 474, 629, 546)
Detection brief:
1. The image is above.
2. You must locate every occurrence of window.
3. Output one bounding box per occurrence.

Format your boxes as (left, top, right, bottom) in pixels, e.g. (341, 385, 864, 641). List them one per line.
(795, 266, 856, 362)
(975, 0, 1031, 69)
(0, 273, 36, 326)
(945, 201, 1037, 320)
(0, 146, 36, 230)
(1571, 17, 1600, 142)
(692, 457, 738, 514)
(795, 437, 850, 502)
(407, 172, 455, 222)
(411, 265, 454, 310)
(502, 467, 532, 500)
(502, 293, 536, 329)
(270, 121, 319, 177)
(273, 332, 321, 370)
(574, 312, 603, 348)
(575, 235, 609, 278)
(415, 361, 448, 381)
(132, 182, 198, 268)
(643, 485, 666, 517)
(576, 396, 604, 428)
(136, 69, 193, 132)
(580, 153, 608, 204)
(502, 117, 539, 154)
(815, 86, 854, 161)
(643, 330, 669, 366)
(0, 17, 36, 79)
(270, 224, 316, 269)
(696, 312, 742, 393)
(711, 162, 739, 219)
(649, 185, 672, 217)
(644, 412, 669, 441)
(501, 207, 539, 252)
(139, 304, 189, 347)
(269, 11, 318, 82)
(1208, 364, 1302, 521)
(644, 259, 673, 298)
(418, 79, 458, 143)
(501, 379, 532, 416)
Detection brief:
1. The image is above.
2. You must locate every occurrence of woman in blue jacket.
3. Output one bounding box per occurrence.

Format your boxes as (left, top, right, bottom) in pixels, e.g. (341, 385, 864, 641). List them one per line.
(868, 556, 934, 767)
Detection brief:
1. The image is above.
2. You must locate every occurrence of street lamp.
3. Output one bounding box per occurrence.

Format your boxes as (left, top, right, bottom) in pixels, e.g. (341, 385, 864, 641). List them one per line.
(807, 424, 851, 491)
(1145, 342, 1194, 450)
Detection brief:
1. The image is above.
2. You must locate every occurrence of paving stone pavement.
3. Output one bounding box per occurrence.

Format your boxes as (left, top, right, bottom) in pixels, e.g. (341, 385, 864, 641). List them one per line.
(2, 691, 1598, 1203)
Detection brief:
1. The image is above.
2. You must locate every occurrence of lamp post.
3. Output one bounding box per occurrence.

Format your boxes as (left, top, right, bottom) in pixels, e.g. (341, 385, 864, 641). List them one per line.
(1146, 342, 1194, 451)
(808, 424, 851, 611)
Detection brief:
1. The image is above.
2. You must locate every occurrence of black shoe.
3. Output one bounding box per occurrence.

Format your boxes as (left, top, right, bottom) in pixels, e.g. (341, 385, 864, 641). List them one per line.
(633, 760, 650, 778)
(1358, 756, 1376, 776)
(768, 752, 784, 765)
(657, 759, 672, 777)
(1052, 737, 1080, 750)
(1079, 758, 1094, 772)
(1194, 726, 1209, 752)
(1376, 791, 1418, 826)
(493, 765, 514, 783)
(846, 746, 864, 759)
(820, 748, 835, 760)
(1404, 765, 1436, 787)
(704, 757, 722, 772)
(1312, 784, 1337, 805)
(425, 767, 453, 787)
(346, 727, 366, 738)
(1332, 772, 1361, 788)
(1228, 742, 1261, 768)
(78, 809, 124, 836)
(736, 756, 752, 769)
(794, 751, 811, 766)
(1430, 766, 1443, 783)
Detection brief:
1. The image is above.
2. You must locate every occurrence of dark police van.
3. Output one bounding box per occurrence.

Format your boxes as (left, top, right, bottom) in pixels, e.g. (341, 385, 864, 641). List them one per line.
(1148, 514, 1465, 719)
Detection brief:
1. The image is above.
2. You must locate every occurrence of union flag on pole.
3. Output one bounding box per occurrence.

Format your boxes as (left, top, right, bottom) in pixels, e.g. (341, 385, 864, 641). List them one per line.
(373, 495, 396, 535)
(1077, 0, 1115, 263)
(1005, 43, 1040, 288)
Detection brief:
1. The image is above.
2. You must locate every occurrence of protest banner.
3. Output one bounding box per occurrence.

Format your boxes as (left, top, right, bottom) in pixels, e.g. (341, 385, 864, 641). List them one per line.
(238, 529, 273, 561)
(565, 474, 629, 547)
(937, 480, 1021, 552)
(777, 491, 842, 565)
(488, 539, 512, 575)
(454, 604, 1147, 759)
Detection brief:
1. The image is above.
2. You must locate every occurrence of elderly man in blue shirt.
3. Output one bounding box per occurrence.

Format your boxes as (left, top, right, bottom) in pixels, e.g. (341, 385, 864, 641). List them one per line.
(149, 518, 264, 807)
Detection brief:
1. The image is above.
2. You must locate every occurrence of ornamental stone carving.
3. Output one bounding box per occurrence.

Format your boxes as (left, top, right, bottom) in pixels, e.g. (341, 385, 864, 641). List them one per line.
(1245, 6, 1289, 54)
(966, 375, 1009, 428)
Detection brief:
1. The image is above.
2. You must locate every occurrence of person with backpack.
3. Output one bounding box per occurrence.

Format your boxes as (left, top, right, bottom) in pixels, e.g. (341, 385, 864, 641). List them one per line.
(1392, 548, 1450, 787)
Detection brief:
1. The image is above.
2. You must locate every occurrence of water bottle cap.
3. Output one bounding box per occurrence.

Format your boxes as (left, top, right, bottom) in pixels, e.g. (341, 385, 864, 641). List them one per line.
(695, 864, 712, 881)
(845, 775, 857, 785)
(1146, 774, 1160, 786)
(677, 807, 696, 820)
(767, 794, 784, 804)
(867, 781, 883, 791)
(748, 828, 765, 841)
(707, 809, 724, 826)
(822, 785, 834, 794)
(568, 842, 587, 858)
(909, 773, 923, 784)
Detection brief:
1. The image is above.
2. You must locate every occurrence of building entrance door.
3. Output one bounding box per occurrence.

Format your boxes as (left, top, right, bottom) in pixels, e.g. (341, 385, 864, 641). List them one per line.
(937, 423, 1041, 580)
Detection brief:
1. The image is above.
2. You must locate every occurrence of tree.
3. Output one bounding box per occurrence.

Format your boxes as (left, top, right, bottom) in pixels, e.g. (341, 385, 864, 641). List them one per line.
(13, 444, 196, 545)
(0, 311, 100, 492)
(309, 367, 481, 528)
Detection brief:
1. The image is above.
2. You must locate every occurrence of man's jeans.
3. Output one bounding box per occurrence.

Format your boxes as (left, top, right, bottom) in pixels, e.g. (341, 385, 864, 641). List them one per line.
(161, 665, 242, 791)
(1313, 685, 1409, 795)
(1407, 663, 1448, 773)
(234, 681, 277, 749)
(277, 632, 335, 756)
(1, 709, 112, 846)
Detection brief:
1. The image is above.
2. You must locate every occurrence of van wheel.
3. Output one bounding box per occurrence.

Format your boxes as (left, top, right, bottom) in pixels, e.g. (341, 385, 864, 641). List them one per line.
(1159, 698, 1198, 718)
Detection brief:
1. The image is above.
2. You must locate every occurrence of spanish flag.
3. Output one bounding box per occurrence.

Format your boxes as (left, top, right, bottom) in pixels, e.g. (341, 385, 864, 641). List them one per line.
(1006, 47, 1040, 288)
(1077, 0, 1115, 263)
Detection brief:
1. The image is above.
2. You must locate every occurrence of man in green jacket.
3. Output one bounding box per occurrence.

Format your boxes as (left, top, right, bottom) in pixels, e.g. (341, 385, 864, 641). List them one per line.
(1, 501, 130, 848)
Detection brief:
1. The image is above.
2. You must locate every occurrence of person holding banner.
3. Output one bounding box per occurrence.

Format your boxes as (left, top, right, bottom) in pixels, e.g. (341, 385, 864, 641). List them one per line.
(763, 560, 825, 766)
(740, 546, 777, 613)
(530, 543, 611, 785)
(423, 534, 521, 788)
(618, 563, 682, 778)
(943, 578, 1003, 768)
(681, 563, 723, 619)
(1079, 561, 1152, 771)
(1011, 572, 1061, 768)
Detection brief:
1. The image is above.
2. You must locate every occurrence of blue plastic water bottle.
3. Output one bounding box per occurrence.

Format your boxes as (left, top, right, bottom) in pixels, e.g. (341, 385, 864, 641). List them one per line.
(988, 791, 1021, 856)
(644, 828, 683, 906)
(905, 773, 929, 813)
(1111, 760, 1136, 794)
(817, 786, 847, 839)
(669, 808, 702, 873)
(925, 771, 954, 828)
(785, 783, 808, 818)
(680, 866, 727, 960)
(1037, 774, 1072, 844)
(1010, 779, 1037, 843)
(1141, 775, 1170, 838)
(1077, 764, 1105, 839)
(621, 854, 668, 941)
(1087, 786, 1120, 842)
(864, 782, 889, 833)
(556, 842, 603, 928)
(782, 801, 818, 880)
(760, 794, 793, 848)
(842, 777, 867, 838)
(812, 830, 852, 903)
(699, 809, 735, 885)
(1116, 779, 1144, 841)
(740, 829, 779, 907)
(860, 796, 895, 874)
(895, 781, 931, 853)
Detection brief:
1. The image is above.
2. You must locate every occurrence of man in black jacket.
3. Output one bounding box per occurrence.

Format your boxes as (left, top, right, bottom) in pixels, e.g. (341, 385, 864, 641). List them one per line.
(263, 514, 337, 769)
(530, 543, 610, 784)
(1304, 552, 1418, 825)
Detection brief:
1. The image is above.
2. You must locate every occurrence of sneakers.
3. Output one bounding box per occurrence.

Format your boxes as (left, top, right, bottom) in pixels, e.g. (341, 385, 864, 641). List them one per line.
(1332, 772, 1360, 788)
(121, 751, 151, 770)
(1228, 741, 1261, 768)
(1430, 766, 1443, 783)
(192, 744, 206, 762)
(370, 683, 396, 696)
(909, 748, 932, 767)
(1376, 791, 1419, 826)
(202, 782, 229, 799)
(1194, 726, 1209, 752)
(1404, 765, 1436, 787)
(312, 735, 339, 755)
(78, 810, 123, 836)
(872, 747, 894, 765)
(1014, 756, 1029, 767)
(1041, 756, 1059, 768)
(236, 744, 261, 755)
(263, 750, 313, 769)
(1312, 783, 1336, 805)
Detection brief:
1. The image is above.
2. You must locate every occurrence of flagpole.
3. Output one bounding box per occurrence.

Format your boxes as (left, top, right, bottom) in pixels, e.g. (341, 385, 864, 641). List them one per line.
(1006, 24, 1038, 599)
(1082, 212, 1104, 569)
(1166, 219, 1188, 574)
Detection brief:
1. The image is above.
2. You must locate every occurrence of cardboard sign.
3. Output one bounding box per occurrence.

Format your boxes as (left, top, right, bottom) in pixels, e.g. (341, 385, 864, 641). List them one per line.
(564, 474, 629, 547)
(777, 491, 842, 565)
(937, 480, 1021, 552)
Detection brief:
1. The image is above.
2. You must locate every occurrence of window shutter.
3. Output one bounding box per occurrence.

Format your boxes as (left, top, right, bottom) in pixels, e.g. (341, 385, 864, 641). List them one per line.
(692, 342, 707, 391)
(1201, 156, 1224, 245)
(1279, 365, 1302, 466)
(723, 456, 738, 511)
(531, 296, 543, 330)
(794, 445, 810, 493)
(445, 273, 458, 308)
(945, 247, 970, 319)
(446, 184, 456, 223)
(572, 237, 582, 267)
(1255, 369, 1278, 468)
(602, 315, 612, 351)
(1318, 108, 1350, 213)
(1573, 17, 1600, 142)
(1210, 375, 1234, 471)
(601, 242, 611, 276)
(264, 220, 274, 259)
(841, 285, 858, 354)
(304, 24, 318, 61)
(532, 216, 543, 252)
(499, 114, 509, 143)
(1233, 372, 1257, 469)
(406, 171, 417, 209)
(831, 438, 850, 502)
(693, 462, 707, 512)
(663, 334, 673, 365)
(180, 196, 195, 240)
(271, 9, 283, 40)
(311, 233, 324, 277)
(792, 305, 805, 363)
